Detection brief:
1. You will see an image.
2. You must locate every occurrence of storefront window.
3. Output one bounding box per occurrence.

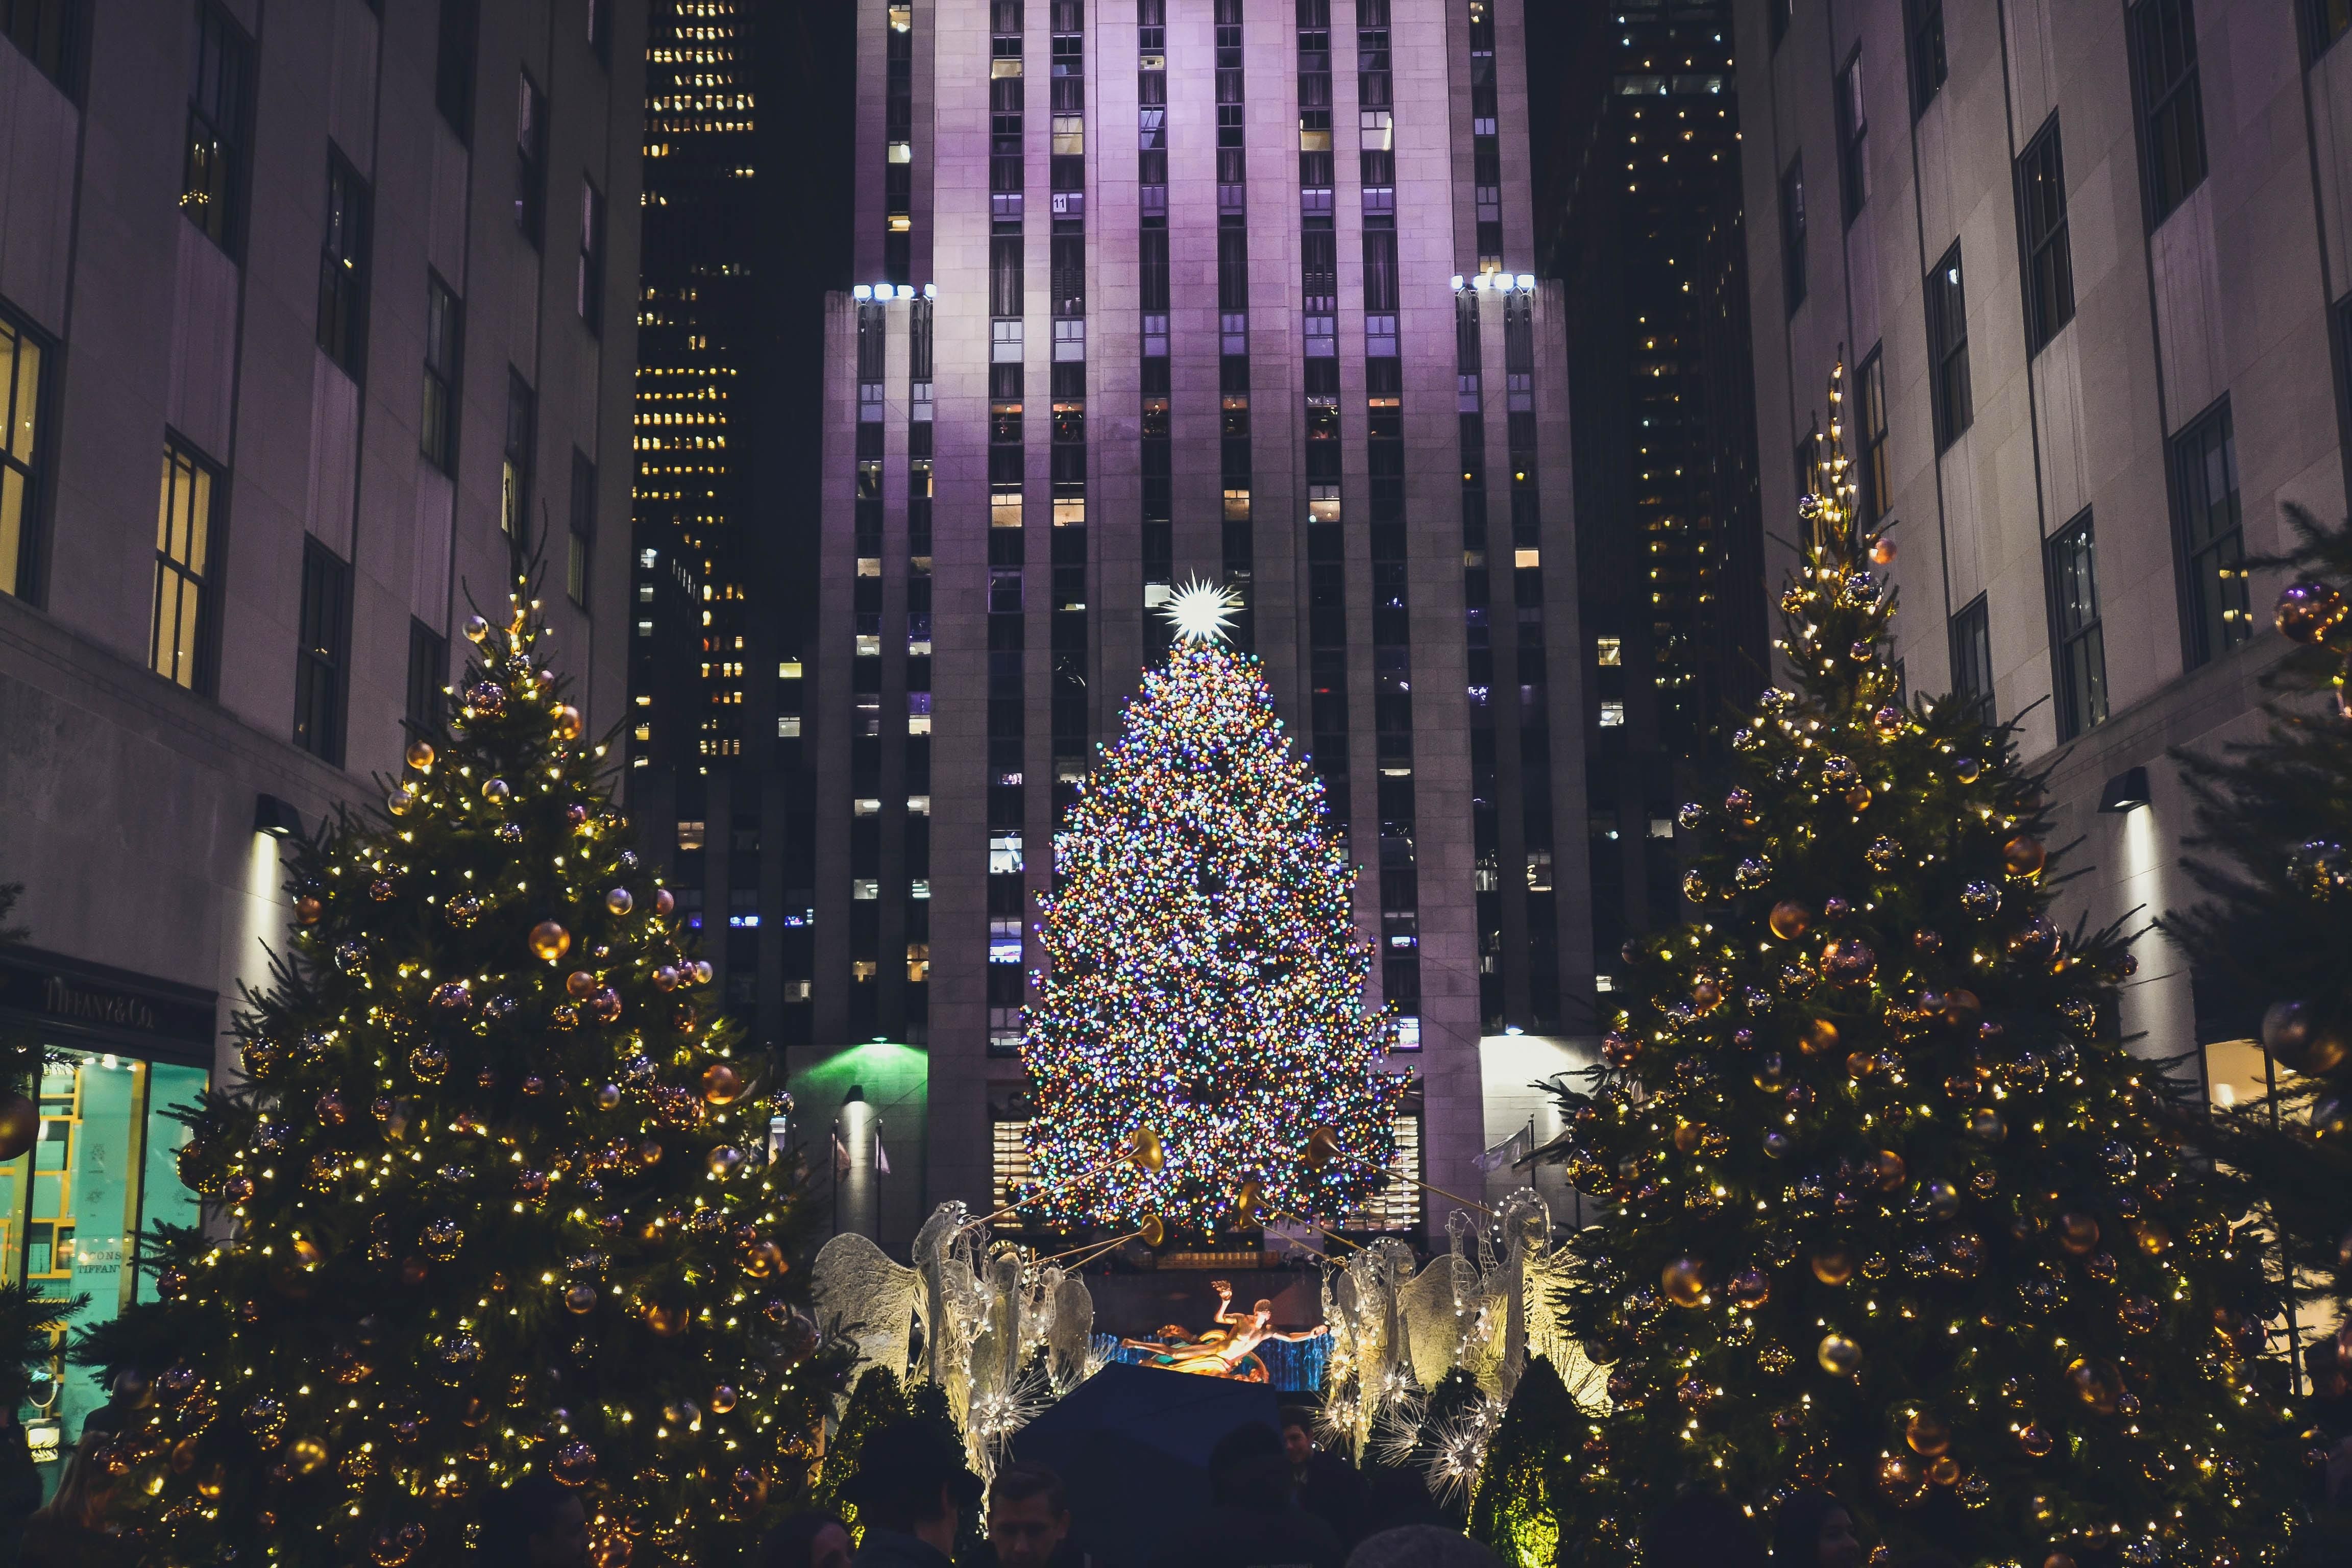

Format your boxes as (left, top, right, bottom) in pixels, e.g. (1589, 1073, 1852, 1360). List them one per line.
(16, 1052, 207, 1465)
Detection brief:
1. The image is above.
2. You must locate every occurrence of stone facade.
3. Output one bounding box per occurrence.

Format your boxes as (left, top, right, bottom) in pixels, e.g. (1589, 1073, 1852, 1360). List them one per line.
(1734, 0, 2352, 1077)
(0, 0, 644, 1075)
(798, 0, 1589, 1250)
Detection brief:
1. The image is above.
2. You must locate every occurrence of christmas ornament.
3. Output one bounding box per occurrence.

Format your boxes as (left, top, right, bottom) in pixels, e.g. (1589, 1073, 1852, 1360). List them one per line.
(530, 921, 571, 962)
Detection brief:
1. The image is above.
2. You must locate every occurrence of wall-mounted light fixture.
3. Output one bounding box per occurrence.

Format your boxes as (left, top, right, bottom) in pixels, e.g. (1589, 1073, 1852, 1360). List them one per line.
(2098, 766, 2151, 814)
(253, 793, 304, 838)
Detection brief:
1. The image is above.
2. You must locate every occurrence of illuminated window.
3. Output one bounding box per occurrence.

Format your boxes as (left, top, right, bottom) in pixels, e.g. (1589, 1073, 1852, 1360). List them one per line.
(0, 308, 49, 600)
(1598, 701, 1625, 727)
(1595, 635, 1621, 667)
(1339, 1115, 1423, 1232)
(150, 440, 216, 691)
(182, 5, 251, 254)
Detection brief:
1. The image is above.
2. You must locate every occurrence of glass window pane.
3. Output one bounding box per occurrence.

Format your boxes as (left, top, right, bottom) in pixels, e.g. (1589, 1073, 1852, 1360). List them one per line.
(0, 470, 23, 595)
(10, 332, 37, 463)
(184, 466, 211, 576)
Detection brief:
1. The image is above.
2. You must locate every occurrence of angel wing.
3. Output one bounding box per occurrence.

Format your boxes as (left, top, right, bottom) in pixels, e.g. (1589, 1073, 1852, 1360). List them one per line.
(810, 1232, 924, 1385)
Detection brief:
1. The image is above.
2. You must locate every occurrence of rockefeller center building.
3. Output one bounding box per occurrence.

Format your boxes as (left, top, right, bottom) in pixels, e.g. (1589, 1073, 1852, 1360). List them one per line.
(794, 0, 1591, 1249)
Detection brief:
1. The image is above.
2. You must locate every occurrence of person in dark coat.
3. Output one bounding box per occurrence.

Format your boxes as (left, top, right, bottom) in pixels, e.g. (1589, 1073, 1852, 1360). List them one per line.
(972, 1461, 1104, 1568)
(1280, 1405, 1366, 1550)
(477, 1475, 593, 1568)
(1146, 1421, 1343, 1568)
(0, 1407, 43, 1566)
(846, 1419, 985, 1568)
(18, 1413, 133, 1568)
(1643, 1491, 1767, 1568)
(1770, 1491, 1866, 1568)
(763, 1511, 854, 1568)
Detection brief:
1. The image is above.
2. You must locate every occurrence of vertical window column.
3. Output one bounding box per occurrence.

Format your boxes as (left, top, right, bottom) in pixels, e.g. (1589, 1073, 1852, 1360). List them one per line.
(1467, 0, 1501, 272)
(987, 0, 1028, 1058)
(1139, 1, 1172, 653)
(1050, 0, 1089, 823)
(849, 302, 888, 1033)
(1215, 0, 1253, 650)
(1504, 291, 1559, 1028)
(1361, 0, 1416, 1047)
(1458, 291, 1504, 1032)
(905, 300, 935, 1025)
(884, 2, 914, 282)
(1300, 0, 1349, 841)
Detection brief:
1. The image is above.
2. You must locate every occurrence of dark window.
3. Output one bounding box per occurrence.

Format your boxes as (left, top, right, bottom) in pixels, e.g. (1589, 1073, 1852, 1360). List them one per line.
(317, 151, 371, 378)
(2044, 510, 2108, 740)
(293, 537, 352, 765)
(182, 4, 251, 254)
(503, 370, 535, 540)
(1767, 0, 1791, 48)
(2015, 116, 2074, 355)
(586, 0, 611, 66)
(406, 620, 447, 736)
(1906, 0, 1946, 118)
(1779, 156, 1806, 313)
(1947, 594, 1992, 720)
(2307, 0, 2352, 59)
(2172, 398, 2248, 667)
(151, 438, 217, 692)
(0, 304, 51, 602)
(516, 73, 547, 246)
(435, 0, 478, 142)
(568, 449, 595, 607)
(1835, 50, 1869, 224)
(576, 179, 604, 330)
(3, 0, 76, 89)
(422, 274, 462, 473)
(1856, 345, 1891, 522)
(1925, 242, 1972, 449)
(2130, 0, 2206, 226)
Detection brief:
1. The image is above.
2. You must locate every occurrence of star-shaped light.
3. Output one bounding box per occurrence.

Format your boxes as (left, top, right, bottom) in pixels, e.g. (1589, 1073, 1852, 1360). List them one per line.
(1161, 578, 1243, 644)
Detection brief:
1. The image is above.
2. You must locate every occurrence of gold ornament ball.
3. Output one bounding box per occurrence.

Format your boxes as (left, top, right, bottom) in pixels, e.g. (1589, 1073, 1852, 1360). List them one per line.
(654, 888, 676, 917)
(530, 921, 572, 963)
(565, 1284, 597, 1314)
(1799, 1017, 1840, 1055)
(606, 887, 634, 916)
(1904, 1410, 1951, 1456)
(1926, 1455, 1961, 1487)
(1811, 1248, 1856, 1286)
(707, 1146, 744, 1177)
(482, 776, 511, 801)
(296, 895, 324, 925)
(2064, 1357, 2120, 1412)
(1660, 1257, 1708, 1309)
(691, 959, 715, 986)
(710, 1385, 740, 1413)
(284, 1436, 331, 1476)
(462, 614, 492, 643)
(1768, 900, 1812, 941)
(2056, 1212, 2101, 1255)
(596, 1085, 623, 1111)
(554, 705, 585, 741)
(644, 1303, 690, 1338)
(386, 787, 416, 817)
(566, 969, 599, 999)
(2003, 836, 2048, 877)
(1876, 1451, 1924, 1503)
(702, 1063, 745, 1105)
(404, 739, 436, 771)
(1870, 535, 1898, 566)
(1816, 1334, 1863, 1376)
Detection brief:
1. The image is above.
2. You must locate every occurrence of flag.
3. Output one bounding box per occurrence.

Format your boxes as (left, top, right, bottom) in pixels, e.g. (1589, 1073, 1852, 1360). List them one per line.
(831, 1133, 850, 1176)
(1476, 1126, 1531, 1174)
(874, 1131, 893, 1177)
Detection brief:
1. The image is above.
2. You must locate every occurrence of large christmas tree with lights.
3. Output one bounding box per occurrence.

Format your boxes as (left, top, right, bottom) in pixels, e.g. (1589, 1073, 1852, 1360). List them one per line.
(83, 585, 831, 1568)
(2165, 507, 2352, 1367)
(1536, 373, 2298, 1568)
(1019, 583, 1407, 1236)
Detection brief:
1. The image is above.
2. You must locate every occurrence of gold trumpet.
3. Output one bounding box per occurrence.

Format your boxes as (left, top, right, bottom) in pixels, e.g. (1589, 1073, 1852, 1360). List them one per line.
(962, 1126, 1166, 1233)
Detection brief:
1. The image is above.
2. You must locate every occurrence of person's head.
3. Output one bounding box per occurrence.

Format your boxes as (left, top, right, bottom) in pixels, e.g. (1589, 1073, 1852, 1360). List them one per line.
(1643, 1491, 1766, 1568)
(480, 1476, 592, 1568)
(1279, 1406, 1318, 1465)
(1253, 1299, 1276, 1324)
(1772, 1491, 1863, 1568)
(987, 1462, 1071, 1567)
(36, 1425, 121, 1529)
(761, 1511, 853, 1568)
(844, 1419, 984, 1548)
(1209, 1420, 1292, 1512)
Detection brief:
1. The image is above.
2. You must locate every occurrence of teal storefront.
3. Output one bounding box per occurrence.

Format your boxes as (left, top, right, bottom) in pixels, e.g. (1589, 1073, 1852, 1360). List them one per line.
(0, 948, 212, 1469)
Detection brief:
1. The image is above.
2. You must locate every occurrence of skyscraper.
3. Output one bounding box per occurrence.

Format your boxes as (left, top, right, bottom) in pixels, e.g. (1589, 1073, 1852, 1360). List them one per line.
(1533, 0, 1770, 990)
(801, 0, 1589, 1248)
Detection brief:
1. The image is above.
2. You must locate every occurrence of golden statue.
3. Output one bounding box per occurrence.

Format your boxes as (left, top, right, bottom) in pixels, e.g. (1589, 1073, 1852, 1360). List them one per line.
(1119, 1280, 1330, 1382)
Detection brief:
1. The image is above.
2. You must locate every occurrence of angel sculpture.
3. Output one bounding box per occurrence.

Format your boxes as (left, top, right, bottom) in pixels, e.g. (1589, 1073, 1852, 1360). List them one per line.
(1118, 1279, 1329, 1381)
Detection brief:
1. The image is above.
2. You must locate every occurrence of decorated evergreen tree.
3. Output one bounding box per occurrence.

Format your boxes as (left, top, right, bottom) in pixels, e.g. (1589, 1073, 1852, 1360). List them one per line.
(1020, 586, 1406, 1234)
(1467, 1359, 1578, 1566)
(810, 1365, 908, 1542)
(89, 584, 831, 1568)
(1536, 373, 2297, 1567)
(2164, 508, 2352, 1336)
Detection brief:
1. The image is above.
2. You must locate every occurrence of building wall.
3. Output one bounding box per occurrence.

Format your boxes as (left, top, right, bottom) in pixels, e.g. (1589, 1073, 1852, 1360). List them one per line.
(0, 2, 643, 1066)
(1734, 0, 2351, 1068)
(801, 0, 1588, 1250)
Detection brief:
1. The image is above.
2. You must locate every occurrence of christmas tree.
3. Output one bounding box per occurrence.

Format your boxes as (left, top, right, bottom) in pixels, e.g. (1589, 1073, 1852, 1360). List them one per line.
(1467, 1358, 1577, 1566)
(87, 584, 831, 1568)
(810, 1365, 908, 1542)
(1020, 584, 1406, 1235)
(2164, 507, 2352, 1331)
(1536, 371, 2298, 1567)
